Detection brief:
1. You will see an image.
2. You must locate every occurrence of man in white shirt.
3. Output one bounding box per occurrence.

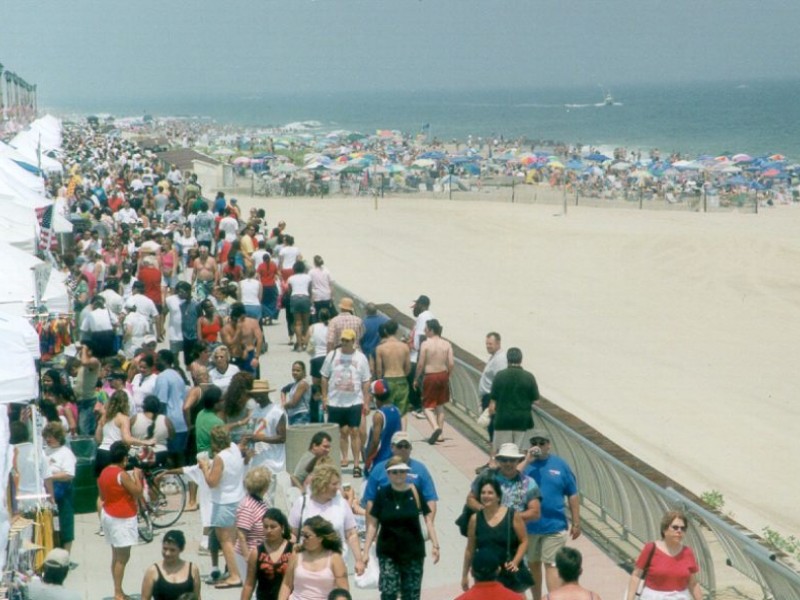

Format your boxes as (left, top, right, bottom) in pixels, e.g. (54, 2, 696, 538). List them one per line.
(478, 331, 507, 445)
(163, 291, 184, 359)
(128, 281, 159, 334)
(408, 294, 435, 416)
(115, 200, 138, 225)
(321, 328, 371, 478)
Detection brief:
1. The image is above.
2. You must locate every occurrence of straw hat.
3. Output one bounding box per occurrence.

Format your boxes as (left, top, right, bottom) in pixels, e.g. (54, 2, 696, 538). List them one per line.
(252, 380, 275, 394)
(338, 297, 355, 312)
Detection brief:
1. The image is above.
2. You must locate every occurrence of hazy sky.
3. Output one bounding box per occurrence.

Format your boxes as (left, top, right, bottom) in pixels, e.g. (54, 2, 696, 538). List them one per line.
(2, 0, 800, 105)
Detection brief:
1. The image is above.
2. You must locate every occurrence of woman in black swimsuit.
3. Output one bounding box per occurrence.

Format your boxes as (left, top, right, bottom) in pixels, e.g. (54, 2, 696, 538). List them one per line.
(141, 530, 201, 600)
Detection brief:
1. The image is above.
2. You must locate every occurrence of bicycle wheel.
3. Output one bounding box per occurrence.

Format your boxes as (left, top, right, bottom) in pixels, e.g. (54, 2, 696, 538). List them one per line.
(149, 473, 187, 528)
(138, 509, 154, 543)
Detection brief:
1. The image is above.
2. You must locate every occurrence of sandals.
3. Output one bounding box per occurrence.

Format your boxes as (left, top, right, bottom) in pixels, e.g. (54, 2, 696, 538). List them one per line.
(352, 466, 363, 478)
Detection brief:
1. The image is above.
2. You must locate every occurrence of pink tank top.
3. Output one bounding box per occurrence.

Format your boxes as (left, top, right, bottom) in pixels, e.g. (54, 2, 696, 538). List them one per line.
(290, 552, 334, 600)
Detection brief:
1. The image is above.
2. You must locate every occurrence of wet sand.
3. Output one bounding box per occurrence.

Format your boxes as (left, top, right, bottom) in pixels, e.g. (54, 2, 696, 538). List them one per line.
(238, 190, 800, 537)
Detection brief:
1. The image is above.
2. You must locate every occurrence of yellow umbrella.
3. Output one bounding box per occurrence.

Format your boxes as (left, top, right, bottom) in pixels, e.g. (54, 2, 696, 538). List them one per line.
(548, 161, 565, 169)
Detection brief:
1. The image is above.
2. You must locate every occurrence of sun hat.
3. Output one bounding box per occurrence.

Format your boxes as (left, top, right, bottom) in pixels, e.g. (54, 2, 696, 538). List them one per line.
(495, 442, 525, 460)
(386, 462, 411, 472)
(338, 297, 355, 312)
(340, 328, 356, 341)
(252, 380, 276, 393)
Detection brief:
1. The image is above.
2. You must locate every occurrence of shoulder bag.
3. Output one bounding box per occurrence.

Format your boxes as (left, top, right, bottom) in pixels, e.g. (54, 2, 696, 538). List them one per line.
(409, 484, 430, 541)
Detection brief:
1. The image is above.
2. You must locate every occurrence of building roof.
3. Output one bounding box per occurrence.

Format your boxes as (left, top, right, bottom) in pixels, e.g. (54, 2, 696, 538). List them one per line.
(155, 148, 221, 171)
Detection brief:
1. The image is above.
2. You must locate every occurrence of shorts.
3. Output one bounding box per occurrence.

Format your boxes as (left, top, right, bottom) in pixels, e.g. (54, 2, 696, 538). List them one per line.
(101, 511, 139, 548)
(211, 501, 239, 528)
(526, 530, 568, 565)
(385, 376, 410, 415)
(291, 295, 311, 314)
(493, 430, 532, 453)
(310, 356, 325, 379)
(327, 404, 362, 428)
(422, 371, 450, 409)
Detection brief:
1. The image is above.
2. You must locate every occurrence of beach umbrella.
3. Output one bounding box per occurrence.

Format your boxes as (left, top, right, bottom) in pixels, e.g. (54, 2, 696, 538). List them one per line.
(412, 158, 436, 168)
(761, 168, 781, 178)
(585, 152, 611, 162)
(768, 154, 785, 161)
(548, 161, 565, 169)
(749, 181, 766, 190)
(724, 175, 747, 186)
(566, 159, 584, 171)
(609, 161, 632, 171)
(419, 151, 446, 160)
(233, 156, 251, 165)
(386, 164, 406, 174)
(721, 166, 742, 174)
(583, 165, 603, 176)
(732, 153, 753, 163)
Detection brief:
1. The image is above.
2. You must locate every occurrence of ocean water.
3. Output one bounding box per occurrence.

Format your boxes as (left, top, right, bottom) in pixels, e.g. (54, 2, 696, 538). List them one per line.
(49, 78, 800, 160)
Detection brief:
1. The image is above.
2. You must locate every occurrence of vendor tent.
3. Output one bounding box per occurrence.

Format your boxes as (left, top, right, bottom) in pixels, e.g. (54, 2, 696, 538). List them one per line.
(0, 242, 70, 316)
(0, 312, 40, 573)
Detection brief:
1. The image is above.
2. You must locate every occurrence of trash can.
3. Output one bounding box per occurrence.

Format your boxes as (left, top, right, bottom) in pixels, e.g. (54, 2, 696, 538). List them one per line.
(70, 436, 98, 514)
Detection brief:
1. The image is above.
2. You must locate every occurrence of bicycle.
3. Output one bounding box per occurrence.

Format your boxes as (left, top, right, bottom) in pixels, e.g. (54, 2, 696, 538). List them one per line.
(129, 454, 188, 542)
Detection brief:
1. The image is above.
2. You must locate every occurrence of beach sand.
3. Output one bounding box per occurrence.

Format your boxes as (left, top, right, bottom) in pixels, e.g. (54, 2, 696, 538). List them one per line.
(237, 188, 800, 538)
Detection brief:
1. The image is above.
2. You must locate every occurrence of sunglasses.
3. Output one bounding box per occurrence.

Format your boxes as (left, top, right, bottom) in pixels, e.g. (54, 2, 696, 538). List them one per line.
(394, 442, 411, 449)
(670, 525, 687, 532)
(388, 470, 408, 475)
(530, 439, 549, 446)
(497, 457, 519, 463)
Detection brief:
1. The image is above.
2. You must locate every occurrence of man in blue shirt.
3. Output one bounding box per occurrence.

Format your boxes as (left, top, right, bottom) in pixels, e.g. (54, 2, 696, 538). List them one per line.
(153, 349, 188, 467)
(521, 429, 581, 600)
(361, 431, 439, 519)
(360, 302, 389, 372)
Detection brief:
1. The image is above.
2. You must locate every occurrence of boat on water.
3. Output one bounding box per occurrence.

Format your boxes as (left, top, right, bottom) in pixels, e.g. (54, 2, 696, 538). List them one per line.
(603, 92, 614, 106)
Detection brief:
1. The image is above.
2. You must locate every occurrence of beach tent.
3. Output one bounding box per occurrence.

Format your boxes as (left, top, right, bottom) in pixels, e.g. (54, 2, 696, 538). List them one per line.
(8, 130, 63, 174)
(0, 242, 70, 316)
(0, 311, 40, 573)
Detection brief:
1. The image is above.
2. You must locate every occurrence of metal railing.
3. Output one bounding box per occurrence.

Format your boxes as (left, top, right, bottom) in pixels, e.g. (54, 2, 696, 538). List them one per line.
(331, 282, 800, 599)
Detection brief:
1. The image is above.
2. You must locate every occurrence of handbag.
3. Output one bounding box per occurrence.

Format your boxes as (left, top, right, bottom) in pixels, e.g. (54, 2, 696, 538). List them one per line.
(455, 504, 476, 537)
(409, 484, 430, 541)
(477, 408, 492, 428)
(497, 508, 535, 593)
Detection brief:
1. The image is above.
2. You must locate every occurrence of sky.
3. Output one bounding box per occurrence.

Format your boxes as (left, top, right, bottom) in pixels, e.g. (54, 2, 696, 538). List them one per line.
(2, 0, 800, 107)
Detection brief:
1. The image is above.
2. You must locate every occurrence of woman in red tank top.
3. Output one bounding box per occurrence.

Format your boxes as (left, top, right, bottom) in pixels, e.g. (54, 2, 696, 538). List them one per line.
(197, 299, 223, 343)
(98, 441, 143, 600)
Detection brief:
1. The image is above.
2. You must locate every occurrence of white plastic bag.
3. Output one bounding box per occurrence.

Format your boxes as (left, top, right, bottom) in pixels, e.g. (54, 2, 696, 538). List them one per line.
(354, 548, 380, 589)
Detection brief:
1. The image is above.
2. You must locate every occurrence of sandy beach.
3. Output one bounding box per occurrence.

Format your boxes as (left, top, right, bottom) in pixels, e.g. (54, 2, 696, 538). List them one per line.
(236, 188, 800, 538)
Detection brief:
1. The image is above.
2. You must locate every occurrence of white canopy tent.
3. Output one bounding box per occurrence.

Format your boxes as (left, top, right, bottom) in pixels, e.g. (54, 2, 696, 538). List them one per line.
(0, 242, 70, 316)
(0, 194, 38, 253)
(0, 312, 40, 573)
(0, 155, 47, 195)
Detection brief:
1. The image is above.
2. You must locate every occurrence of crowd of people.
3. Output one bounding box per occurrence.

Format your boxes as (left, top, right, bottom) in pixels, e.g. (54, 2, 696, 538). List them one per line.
(9, 120, 704, 600)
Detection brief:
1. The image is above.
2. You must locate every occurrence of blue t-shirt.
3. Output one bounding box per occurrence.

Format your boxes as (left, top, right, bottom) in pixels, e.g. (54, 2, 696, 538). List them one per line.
(523, 454, 578, 534)
(361, 457, 438, 507)
(361, 314, 389, 359)
(154, 369, 188, 432)
(470, 469, 540, 513)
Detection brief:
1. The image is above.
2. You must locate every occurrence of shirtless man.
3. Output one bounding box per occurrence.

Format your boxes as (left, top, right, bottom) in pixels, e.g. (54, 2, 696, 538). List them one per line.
(221, 302, 264, 377)
(375, 319, 412, 426)
(414, 319, 454, 444)
(191, 245, 218, 300)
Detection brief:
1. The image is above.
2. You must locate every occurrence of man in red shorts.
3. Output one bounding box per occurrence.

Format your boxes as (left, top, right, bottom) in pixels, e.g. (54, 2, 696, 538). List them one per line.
(413, 319, 453, 445)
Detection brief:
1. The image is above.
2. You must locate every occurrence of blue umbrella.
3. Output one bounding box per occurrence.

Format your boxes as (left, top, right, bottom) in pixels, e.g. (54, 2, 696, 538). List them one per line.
(419, 151, 446, 160)
(586, 152, 611, 162)
(566, 159, 584, 171)
(725, 175, 747, 186)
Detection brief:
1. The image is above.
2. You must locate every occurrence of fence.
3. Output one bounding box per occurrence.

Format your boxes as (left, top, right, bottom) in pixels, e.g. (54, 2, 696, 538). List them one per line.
(331, 283, 800, 599)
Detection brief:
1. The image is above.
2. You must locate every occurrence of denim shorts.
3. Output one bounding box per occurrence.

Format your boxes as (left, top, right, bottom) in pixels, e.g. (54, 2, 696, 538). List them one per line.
(211, 501, 239, 528)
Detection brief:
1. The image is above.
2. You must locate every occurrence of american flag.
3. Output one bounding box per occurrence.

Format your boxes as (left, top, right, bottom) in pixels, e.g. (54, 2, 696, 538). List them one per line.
(36, 204, 57, 250)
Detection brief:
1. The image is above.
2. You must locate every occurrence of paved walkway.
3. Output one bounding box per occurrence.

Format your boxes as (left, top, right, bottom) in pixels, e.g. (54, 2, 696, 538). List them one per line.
(63, 314, 630, 599)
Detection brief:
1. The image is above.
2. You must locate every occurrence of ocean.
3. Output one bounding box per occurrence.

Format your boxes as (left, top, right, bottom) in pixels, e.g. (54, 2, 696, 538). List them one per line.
(47, 78, 800, 160)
